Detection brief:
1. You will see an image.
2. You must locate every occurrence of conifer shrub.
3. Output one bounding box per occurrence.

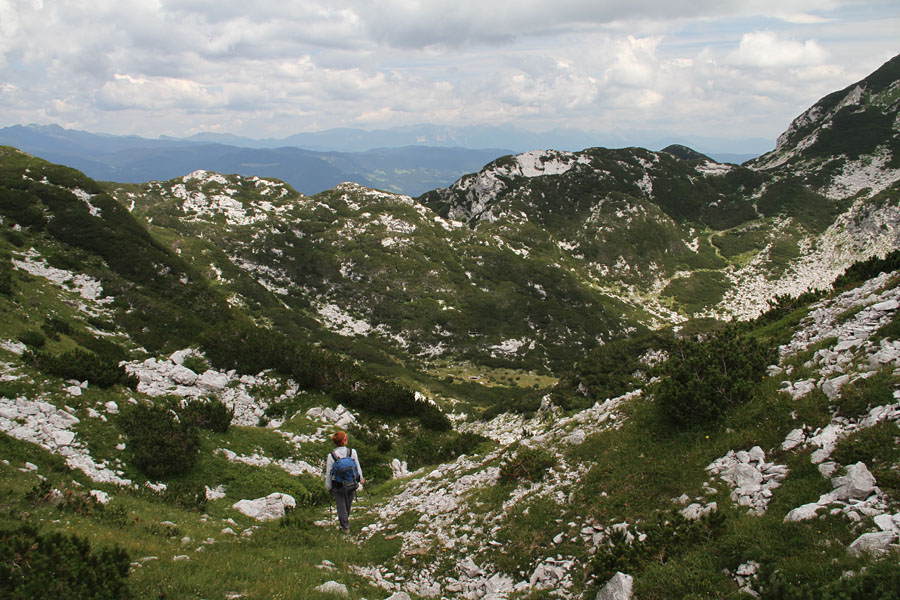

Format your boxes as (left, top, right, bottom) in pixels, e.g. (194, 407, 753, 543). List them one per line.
(179, 397, 234, 433)
(590, 510, 727, 582)
(23, 348, 137, 388)
(117, 401, 201, 479)
(41, 316, 73, 341)
(2, 228, 26, 247)
(755, 556, 900, 599)
(499, 446, 556, 483)
(0, 262, 13, 295)
(16, 329, 46, 348)
(833, 420, 900, 464)
(0, 525, 130, 599)
(655, 326, 776, 427)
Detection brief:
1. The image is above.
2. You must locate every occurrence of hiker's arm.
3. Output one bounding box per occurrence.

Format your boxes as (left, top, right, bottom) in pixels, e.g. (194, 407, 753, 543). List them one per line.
(324, 453, 333, 490)
(353, 450, 365, 485)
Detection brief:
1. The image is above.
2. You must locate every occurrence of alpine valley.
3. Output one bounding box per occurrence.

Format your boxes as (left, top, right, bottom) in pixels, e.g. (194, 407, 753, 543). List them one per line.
(0, 55, 899, 599)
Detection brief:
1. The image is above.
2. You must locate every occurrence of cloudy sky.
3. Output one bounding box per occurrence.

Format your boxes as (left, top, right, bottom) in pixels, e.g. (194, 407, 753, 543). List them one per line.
(1, 0, 897, 149)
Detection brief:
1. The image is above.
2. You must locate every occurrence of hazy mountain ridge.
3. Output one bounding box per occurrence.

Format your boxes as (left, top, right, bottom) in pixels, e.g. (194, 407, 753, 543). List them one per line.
(0, 124, 510, 197)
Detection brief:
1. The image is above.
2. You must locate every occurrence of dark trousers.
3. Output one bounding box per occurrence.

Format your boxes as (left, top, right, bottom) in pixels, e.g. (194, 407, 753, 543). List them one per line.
(332, 489, 356, 530)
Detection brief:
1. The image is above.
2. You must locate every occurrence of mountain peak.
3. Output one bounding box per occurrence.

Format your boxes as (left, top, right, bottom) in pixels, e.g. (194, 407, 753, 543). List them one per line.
(660, 144, 713, 161)
(750, 53, 900, 172)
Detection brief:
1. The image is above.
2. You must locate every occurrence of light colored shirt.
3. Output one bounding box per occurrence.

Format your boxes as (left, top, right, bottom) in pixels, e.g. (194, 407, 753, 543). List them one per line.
(324, 446, 363, 491)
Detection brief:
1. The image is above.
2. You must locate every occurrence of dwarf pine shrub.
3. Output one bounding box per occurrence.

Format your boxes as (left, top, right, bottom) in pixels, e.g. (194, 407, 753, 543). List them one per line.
(655, 326, 776, 427)
(16, 329, 46, 348)
(590, 510, 727, 582)
(499, 446, 556, 483)
(118, 401, 200, 479)
(0, 525, 130, 599)
(180, 397, 234, 433)
(756, 556, 900, 599)
(24, 348, 137, 388)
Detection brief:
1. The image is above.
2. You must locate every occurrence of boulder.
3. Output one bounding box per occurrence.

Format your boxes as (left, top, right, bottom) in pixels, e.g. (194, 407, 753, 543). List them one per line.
(169, 365, 198, 386)
(314, 581, 348, 596)
(782, 428, 805, 451)
(848, 531, 897, 557)
(832, 462, 877, 501)
(169, 349, 194, 365)
(873, 513, 895, 532)
(458, 557, 484, 578)
(390, 458, 411, 478)
(565, 429, 587, 445)
(596, 572, 633, 600)
(232, 492, 296, 521)
(198, 370, 229, 392)
(784, 503, 820, 522)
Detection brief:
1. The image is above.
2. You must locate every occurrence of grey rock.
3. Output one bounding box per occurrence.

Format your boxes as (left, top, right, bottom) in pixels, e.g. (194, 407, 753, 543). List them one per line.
(782, 428, 805, 451)
(314, 581, 348, 596)
(848, 531, 897, 557)
(784, 503, 820, 522)
(832, 462, 877, 501)
(232, 493, 296, 521)
(596, 572, 633, 600)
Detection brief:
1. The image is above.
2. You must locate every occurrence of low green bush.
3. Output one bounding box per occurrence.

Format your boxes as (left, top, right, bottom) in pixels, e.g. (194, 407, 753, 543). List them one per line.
(181, 354, 210, 374)
(831, 371, 896, 420)
(0, 525, 130, 599)
(499, 446, 556, 483)
(24, 348, 137, 388)
(117, 401, 201, 479)
(756, 554, 900, 599)
(0, 264, 13, 295)
(180, 397, 234, 433)
(16, 329, 46, 348)
(590, 510, 727, 582)
(655, 326, 776, 427)
(832, 421, 900, 468)
(41, 316, 74, 340)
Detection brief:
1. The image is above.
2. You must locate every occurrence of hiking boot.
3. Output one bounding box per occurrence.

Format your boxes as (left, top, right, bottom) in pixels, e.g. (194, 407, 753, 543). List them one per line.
(340, 527, 350, 535)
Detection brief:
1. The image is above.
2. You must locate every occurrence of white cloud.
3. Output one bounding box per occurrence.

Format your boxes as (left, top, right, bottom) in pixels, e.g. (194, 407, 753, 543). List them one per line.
(730, 30, 828, 67)
(96, 74, 227, 110)
(0, 0, 896, 147)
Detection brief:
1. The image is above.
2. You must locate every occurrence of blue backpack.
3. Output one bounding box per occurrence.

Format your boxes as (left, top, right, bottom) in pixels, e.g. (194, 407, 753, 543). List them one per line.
(330, 448, 360, 492)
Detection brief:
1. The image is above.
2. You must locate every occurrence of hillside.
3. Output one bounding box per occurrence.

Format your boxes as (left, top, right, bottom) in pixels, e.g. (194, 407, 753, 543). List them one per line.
(0, 54, 899, 599)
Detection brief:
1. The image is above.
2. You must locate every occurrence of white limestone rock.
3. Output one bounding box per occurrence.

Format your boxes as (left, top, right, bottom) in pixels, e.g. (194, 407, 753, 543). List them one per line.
(314, 581, 349, 596)
(232, 492, 296, 521)
(782, 428, 806, 451)
(784, 503, 821, 522)
(198, 370, 229, 392)
(595, 572, 633, 600)
(848, 531, 897, 557)
(169, 365, 198, 386)
(390, 458, 411, 478)
(832, 462, 877, 501)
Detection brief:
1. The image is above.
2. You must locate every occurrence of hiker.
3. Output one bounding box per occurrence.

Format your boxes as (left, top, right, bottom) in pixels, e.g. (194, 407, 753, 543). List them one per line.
(325, 430, 365, 534)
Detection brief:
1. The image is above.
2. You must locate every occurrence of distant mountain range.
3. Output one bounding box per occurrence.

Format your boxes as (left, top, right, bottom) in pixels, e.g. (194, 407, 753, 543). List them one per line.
(0, 123, 764, 196)
(0, 124, 510, 196)
(173, 123, 771, 158)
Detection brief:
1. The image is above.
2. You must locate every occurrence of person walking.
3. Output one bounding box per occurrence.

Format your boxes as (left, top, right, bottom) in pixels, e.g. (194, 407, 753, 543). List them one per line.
(325, 430, 365, 534)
